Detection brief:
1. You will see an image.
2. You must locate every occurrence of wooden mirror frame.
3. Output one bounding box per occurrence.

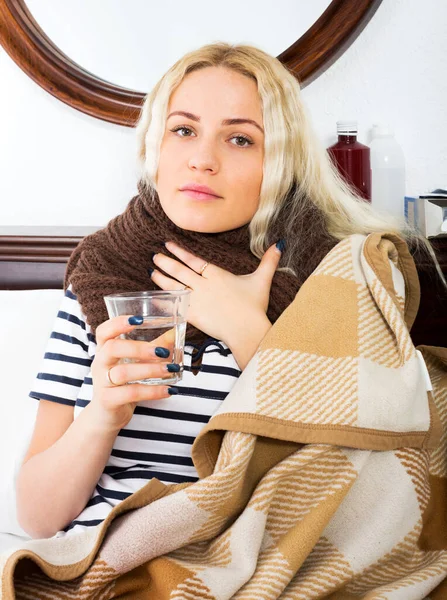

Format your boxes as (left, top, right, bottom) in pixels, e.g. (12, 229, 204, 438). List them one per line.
(0, 0, 382, 127)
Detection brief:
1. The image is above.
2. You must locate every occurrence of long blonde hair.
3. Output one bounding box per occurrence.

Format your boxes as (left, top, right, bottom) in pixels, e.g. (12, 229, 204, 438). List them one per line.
(135, 41, 445, 288)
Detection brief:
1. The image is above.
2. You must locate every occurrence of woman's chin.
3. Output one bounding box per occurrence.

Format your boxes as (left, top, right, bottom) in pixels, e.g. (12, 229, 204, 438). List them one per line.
(167, 212, 227, 233)
(182, 223, 225, 233)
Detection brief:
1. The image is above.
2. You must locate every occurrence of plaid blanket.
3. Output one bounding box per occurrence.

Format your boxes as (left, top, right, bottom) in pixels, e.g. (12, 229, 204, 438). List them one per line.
(1, 232, 446, 599)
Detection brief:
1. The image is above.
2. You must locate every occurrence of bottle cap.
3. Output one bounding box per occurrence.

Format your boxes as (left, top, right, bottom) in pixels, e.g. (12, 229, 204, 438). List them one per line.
(372, 123, 394, 137)
(336, 120, 358, 135)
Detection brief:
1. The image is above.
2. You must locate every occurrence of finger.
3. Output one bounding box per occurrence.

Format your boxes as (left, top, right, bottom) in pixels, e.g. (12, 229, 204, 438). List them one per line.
(96, 315, 176, 350)
(97, 337, 174, 369)
(155, 326, 176, 347)
(150, 268, 191, 292)
(152, 252, 200, 289)
(164, 241, 218, 278)
(95, 315, 145, 348)
(106, 360, 178, 387)
(103, 383, 172, 405)
(255, 243, 283, 281)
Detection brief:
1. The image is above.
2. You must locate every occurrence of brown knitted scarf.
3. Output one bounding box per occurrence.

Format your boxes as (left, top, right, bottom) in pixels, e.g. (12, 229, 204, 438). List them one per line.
(64, 180, 337, 347)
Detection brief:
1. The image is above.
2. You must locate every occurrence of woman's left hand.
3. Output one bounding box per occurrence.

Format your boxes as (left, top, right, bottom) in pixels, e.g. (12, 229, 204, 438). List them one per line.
(150, 240, 283, 351)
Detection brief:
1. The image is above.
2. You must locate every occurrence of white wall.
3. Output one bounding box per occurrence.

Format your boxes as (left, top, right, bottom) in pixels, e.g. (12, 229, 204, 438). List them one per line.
(0, 0, 446, 228)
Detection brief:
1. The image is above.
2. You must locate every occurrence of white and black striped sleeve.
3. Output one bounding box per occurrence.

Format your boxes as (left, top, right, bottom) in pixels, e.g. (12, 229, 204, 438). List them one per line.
(28, 285, 95, 407)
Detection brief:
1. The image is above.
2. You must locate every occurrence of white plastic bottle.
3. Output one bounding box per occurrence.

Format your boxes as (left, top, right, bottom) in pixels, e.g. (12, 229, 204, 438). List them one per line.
(369, 124, 406, 219)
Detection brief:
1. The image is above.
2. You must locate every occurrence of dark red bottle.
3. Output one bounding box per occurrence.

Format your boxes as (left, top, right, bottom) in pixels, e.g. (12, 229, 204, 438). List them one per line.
(327, 120, 371, 202)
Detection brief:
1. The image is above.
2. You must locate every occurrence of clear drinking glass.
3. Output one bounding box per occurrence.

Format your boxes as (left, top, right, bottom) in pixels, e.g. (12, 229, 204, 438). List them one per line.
(104, 290, 191, 385)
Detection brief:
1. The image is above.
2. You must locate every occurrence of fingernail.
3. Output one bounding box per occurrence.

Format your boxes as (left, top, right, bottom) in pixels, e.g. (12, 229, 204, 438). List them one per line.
(148, 267, 154, 276)
(128, 315, 143, 325)
(168, 386, 180, 395)
(276, 239, 286, 252)
(166, 363, 181, 372)
(155, 347, 170, 358)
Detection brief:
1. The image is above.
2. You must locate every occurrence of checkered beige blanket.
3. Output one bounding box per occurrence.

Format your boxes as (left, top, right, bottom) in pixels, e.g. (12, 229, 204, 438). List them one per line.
(1, 232, 446, 599)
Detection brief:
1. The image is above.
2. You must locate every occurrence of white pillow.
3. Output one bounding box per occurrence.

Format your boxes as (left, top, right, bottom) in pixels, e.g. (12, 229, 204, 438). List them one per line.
(0, 288, 64, 537)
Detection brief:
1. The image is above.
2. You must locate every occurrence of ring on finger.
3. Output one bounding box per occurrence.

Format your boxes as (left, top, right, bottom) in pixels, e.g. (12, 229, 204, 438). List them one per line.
(199, 261, 209, 275)
(106, 367, 118, 386)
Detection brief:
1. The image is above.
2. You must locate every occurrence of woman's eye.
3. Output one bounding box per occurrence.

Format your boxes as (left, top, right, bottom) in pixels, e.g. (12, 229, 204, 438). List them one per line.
(230, 135, 254, 148)
(171, 126, 194, 137)
(170, 126, 253, 148)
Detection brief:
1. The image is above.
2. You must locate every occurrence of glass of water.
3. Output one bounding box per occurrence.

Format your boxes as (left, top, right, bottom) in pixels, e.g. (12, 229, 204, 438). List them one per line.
(104, 290, 191, 385)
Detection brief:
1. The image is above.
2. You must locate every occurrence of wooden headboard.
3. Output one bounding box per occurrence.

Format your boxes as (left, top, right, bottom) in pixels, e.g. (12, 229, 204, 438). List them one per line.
(1, 231, 446, 348)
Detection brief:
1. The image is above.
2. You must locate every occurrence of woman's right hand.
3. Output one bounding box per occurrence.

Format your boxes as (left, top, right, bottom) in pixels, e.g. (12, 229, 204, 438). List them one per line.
(89, 315, 177, 433)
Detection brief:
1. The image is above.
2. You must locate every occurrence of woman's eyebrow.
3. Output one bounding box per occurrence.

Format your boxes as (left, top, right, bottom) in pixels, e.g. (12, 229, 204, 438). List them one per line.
(167, 110, 264, 134)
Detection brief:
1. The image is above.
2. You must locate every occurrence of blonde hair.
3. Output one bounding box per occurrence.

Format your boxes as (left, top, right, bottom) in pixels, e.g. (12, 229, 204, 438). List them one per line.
(135, 41, 445, 288)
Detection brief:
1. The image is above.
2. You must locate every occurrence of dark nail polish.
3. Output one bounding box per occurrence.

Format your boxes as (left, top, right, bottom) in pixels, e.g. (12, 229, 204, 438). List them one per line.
(155, 346, 170, 358)
(148, 267, 154, 276)
(167, 363, 181, 372)
(168, 386, 179, 395)
(276, 239, 286, 252)
(128, 315, 143, 325)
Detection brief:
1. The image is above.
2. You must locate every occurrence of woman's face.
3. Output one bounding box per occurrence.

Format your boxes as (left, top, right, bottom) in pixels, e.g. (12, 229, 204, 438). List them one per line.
(155, 66, 265, 233)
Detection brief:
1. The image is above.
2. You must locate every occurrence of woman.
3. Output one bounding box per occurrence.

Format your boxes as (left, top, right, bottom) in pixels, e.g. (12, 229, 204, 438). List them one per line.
(16, 42, 440, 541)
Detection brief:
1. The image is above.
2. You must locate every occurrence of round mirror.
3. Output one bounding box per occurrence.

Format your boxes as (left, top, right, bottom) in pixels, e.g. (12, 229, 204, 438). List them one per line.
(25, 0, 334, 92)
(0, 0, 383, 126)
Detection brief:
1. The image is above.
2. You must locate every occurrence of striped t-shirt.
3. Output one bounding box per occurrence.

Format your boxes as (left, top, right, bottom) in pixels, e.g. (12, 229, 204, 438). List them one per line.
(29, 284, 242, 537)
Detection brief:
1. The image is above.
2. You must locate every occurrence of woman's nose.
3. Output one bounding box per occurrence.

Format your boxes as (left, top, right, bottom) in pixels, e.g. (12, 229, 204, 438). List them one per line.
(188, 139, 219, 172)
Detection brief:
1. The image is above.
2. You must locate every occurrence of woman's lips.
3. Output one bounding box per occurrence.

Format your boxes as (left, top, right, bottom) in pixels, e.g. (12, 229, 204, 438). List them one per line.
(180, 189, 222, 201)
